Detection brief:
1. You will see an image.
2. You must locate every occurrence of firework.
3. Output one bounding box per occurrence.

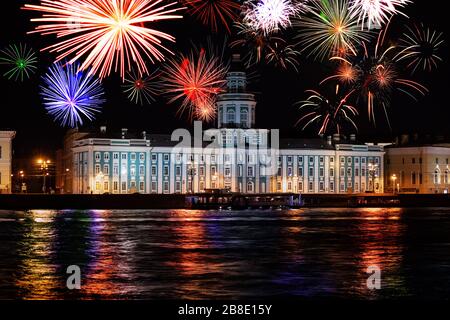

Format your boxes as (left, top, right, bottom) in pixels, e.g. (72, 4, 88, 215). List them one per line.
(182, 0, 240, 33)
(24, 0, 184, 80)
(297, 88, 358, 135)
(323, 27, 428, 127)
(123, 70, 161, 105)
(398, 24, 445, 73)
(162, 49, 228, 121)
(349, 0, 411, 30)
(265, 38, 301, 71)
(194, 99, 217, 122)
(293, 0, 372, 60)
(231, 22, 272, 67)
(243, 0, 308, 35)
(0, 43, 38, 81)
(40, 62, 105, 128)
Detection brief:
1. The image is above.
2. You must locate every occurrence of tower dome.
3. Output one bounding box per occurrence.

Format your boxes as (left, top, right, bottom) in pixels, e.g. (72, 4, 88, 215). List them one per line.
(217, 54, 256, 129)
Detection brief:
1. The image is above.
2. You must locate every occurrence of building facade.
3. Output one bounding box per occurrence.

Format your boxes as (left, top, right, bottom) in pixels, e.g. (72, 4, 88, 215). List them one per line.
(0, 131, 16, 194)
(70, 65, 385, 195)
(385, 141, 450, 194)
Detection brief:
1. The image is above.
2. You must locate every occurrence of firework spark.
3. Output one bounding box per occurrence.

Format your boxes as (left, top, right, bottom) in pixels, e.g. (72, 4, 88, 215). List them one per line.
(231, 22, 272, 67)
(182, 0, 240, 33)
(123, 70, 161, 105)
(162, 49, 228, 121)
(243, 0, 307, 35)
(0, 43, 38, 81)
(24, 0, 184, 80)
(294, 0, 372, 60)
(40, 62, 105, 127)
(297, 88, 358, 135)
(398, 23, 445, 73)
(349, 0, 411, 30)
(265, 38, 301, 71)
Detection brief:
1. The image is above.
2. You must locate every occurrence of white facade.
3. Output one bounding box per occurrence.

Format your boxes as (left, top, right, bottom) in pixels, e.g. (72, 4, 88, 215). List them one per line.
(71, 66, 385, 195)
(0, 131, 16, 194)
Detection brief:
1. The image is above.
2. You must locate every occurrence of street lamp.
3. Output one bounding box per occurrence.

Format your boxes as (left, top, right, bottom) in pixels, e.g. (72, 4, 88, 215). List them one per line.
(37, 159, 51, 193)
(391, 174, 397, 194)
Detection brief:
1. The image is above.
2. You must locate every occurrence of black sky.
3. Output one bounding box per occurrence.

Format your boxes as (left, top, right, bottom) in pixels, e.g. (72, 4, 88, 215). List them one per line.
(1, 0, 449, 160)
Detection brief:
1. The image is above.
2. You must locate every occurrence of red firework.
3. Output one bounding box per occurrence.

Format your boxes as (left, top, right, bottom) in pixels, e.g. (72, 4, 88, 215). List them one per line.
(182, 0, 240, 33)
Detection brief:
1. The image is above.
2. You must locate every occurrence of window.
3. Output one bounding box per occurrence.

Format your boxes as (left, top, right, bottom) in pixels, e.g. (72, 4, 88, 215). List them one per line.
(247, 166, 254, 177)
(104, 153, 110, 161)
(151, 166, 157, 175)
(277, 182, 282, 191)
(319, 167, 324, 177)
(164, 154, 170, 161)
(299, 182, 303, 192)
(436, 158, 439, 165)
(340, 167, 345, 177)
(309, 167, 314, 177)
(299, 156, 303, 164)
(240, 109, 248, 124)
(238, 165, 243, 177)
(121, 164, 127, 175)
(175, 181, 181, 193)
(330, 168, 334, 177)
(288, 167, 293, 177)
(151, 181, 157, 193)
(139, 181, 145, 192)
(330, 181, 335, 193)
(121, 182, 127, 192)
(176, 154, 182, 162)
(113, 181, 119, 191)
(319, 156, 324, 164)
(225, 167, 231, 177)
(199, 166, 204, 176)
(308, 182, 314, 192)
(176, 166, 181, 176)
(139, 165, 145, 176)
(434, 170, 441, 184)
(319, 182, 324, 192)
(113, 165, 119, 175)
(340, 182, 345, 192)
(355, 182, 359, 192)
(355, 158, 359, 164)
(95, 152, 101, 162)
(287, 182, 292, 191)
(412, 158, 416, 164)
(164, 166, 169, 176)
(298, 167, 304, 177)
(361, 158, 366, 164)
(247, 181, 254, 192)
(287, 156, 293, 163)
(121, 153, 127, 160)
(96, 182, 101, 191)
(225, 154, 231, 163)
(104, 181, 109, 192)
(347, 167, 352, 177)
(362, 168, 366, 177)
(103, 164, 109, 175)
(348, 157, 352, 164)
(419, 173, 423, 185)
(211, 166, 217, 176)
(341, 157, 345, 164)
(95, 164, 101, 175)
(163, 181, 169, 193)
(113, 153, 119, 160)
(277, 167, 282, 176)
(412, 172, 416, 185)
(130, 153, 136, 161)
(199, 181, 204, 191)
(355, 168, 359, 177)
(130, 165, 136, 176)
(309, 157, 314, 164)
(139, 153, 145, 162)
(227, 108, 235, 123)
(151, 154, 157, 161)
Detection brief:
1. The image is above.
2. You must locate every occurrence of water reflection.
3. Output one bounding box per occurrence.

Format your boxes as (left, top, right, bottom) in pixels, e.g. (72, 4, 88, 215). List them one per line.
(1, 208, 450, 299)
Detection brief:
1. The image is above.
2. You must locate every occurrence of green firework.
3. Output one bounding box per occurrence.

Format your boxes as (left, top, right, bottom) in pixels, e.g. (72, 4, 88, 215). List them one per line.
(0, 43, 38, 81)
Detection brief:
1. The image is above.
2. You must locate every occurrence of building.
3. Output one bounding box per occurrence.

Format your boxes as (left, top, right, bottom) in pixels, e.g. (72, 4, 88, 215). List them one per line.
(385, 135, 450, 194)
(69, 58, 385, 195)
(0, 130, 16, 194)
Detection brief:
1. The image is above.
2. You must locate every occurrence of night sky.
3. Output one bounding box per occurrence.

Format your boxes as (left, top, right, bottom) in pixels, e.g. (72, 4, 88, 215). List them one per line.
(1, 0, 449, 161)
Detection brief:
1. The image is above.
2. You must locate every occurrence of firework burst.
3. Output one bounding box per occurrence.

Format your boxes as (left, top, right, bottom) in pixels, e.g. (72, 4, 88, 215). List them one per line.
(123, 69, 161, 105)
(0, 43, 38, 81)
(398, 23, 445, 73)
(182, 0, 240, 33)
(24, 0, 184, 80)
(297, 88, 358, 135)
(231, 22, 272, 67)
(243, 0, 308, 35)
(162, 48, 228, 121)
(349, 0, 411, 30)
(265, 38, 301, 71)
(40, 62, 105, 128)
(323, 27, 428, 127)
(293, 0, 372, 61)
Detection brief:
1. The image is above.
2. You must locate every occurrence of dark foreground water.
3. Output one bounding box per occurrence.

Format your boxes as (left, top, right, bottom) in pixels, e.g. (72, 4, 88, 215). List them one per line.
(0, 208, 449, 300)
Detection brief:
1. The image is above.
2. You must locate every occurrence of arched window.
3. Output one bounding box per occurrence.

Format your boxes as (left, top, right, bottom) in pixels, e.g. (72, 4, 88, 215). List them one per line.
(240, 108, 248, 125)
(434, 169, 441, 185)
(227, 108, 235, 123)
(247, 181, 254, 193)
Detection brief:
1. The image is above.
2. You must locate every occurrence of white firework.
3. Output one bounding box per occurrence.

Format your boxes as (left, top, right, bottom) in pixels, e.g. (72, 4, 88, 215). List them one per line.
(349, 0, 411, 30)
(243, 0, 308, 34)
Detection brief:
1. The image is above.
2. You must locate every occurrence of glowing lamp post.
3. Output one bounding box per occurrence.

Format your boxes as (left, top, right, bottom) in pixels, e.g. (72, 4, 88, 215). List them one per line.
(37, 159, 51, 193)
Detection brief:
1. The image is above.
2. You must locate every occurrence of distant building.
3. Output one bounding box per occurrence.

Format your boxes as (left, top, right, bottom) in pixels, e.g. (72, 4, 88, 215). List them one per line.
(0, 131, 16, 194)
(385, 135, 450, 194)
(66, 58, 385, 195)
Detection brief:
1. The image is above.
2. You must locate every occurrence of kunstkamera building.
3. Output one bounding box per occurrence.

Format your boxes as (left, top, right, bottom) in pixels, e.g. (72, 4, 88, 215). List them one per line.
(63, 60, 385, 195)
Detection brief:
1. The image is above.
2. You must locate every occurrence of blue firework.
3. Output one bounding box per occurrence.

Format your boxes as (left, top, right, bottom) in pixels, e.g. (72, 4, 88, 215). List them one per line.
(40, 63, 105, 127)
